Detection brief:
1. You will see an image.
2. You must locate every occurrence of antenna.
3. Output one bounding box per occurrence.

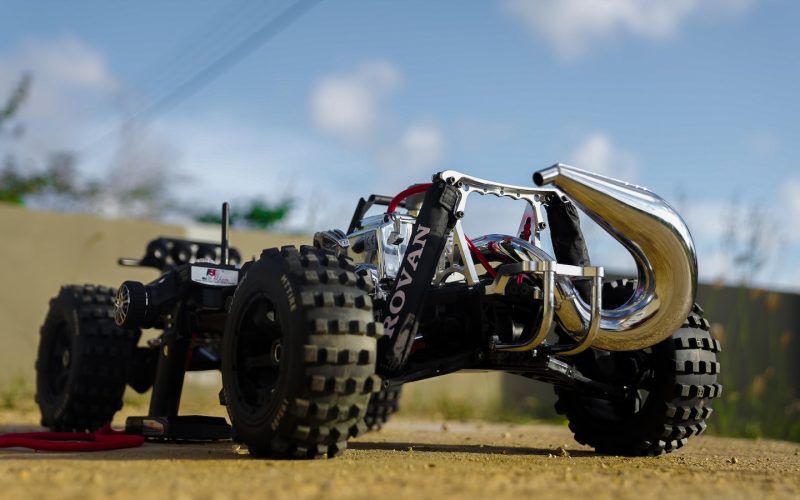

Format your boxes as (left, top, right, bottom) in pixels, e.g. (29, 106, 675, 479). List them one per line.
(220, 202, 230, 266)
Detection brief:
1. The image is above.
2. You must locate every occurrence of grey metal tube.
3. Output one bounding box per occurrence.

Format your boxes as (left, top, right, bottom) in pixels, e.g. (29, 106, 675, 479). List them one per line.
(534, 164, 698, 351)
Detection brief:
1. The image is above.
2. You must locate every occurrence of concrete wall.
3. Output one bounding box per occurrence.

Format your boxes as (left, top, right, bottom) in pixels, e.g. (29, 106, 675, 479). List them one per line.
(0, 203, 308, 383)
(5, 205, 793, 437)
(0, 204, 501, 412)
(696, 284, 799, 440)
(501, 282, 800, 441)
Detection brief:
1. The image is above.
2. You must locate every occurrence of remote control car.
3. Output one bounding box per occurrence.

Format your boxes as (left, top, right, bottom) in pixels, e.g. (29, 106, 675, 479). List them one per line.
(35, 164, 721, 458)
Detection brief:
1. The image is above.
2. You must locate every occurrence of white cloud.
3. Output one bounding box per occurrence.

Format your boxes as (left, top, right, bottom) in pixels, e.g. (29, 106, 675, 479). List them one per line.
(681, 199, 729, 242)
(502, 0, 756, 60)
(0, 35, 118, 117)
(780, 178, 800, 241)
(677, 196, 800, 290)
(569, 132, 639, 181)
(150, 112, 375, 232)
(310, 60, 400, 143)
(746, 131, 779, 156)
(22, 36, 118, 92)
(401, 124, 444, 169)
(309, 61, 447, 175)
(0, 35, 120, 166)
(380, 123, 445, 172)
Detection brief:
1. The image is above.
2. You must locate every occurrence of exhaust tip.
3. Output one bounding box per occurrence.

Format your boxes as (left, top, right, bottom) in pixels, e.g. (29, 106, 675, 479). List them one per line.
(533, 164, 563, 186)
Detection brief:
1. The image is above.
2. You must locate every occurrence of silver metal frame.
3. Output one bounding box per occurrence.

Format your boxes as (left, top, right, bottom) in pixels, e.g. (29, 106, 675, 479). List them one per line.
(345, 213, 417, 280)
(343, 164, 698, 355)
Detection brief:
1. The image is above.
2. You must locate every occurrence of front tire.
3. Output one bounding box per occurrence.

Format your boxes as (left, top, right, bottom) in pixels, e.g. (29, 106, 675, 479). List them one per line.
(555, 280, 722, 455)
(35, 285, 141, 431)
(222, 246, 383, 459)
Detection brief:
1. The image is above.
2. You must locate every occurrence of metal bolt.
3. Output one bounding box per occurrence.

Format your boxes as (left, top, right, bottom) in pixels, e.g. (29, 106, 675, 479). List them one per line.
(538, 222, 547, 230)
(456, 211, 465, 219)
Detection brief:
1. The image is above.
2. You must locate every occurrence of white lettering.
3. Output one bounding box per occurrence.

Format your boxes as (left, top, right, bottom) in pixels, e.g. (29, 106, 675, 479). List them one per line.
(389, 291, 405, 314)
(383, 314, 399, 337)
(396, 267, 413, 288)
(382, 224, 433, 340)
(405, 248, 423, 271)
(413, 225, 431, 246)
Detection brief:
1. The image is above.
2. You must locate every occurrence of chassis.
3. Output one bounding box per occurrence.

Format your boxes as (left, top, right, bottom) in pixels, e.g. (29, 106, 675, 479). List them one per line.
(35, 164, 721, 457)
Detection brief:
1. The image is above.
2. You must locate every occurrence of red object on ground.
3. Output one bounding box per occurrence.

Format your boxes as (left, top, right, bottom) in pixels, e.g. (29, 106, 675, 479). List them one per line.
(0, 425, 144, 452)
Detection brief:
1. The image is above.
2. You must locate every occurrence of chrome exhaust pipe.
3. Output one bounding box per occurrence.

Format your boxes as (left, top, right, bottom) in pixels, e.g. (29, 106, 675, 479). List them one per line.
(534, 163, 698, 351)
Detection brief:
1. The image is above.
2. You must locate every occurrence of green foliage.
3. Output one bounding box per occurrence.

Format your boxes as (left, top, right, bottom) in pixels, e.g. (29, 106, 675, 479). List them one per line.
(0, 72, 288, 227)
(0, 375, 33, 410)
(0, 168, 45, 205)
(0, 154, 82, 206)
(0, 73, 89, 208)
(433, 395, 477, 421)
(0, 71, 178, 219)
(196, 199, 292, 230)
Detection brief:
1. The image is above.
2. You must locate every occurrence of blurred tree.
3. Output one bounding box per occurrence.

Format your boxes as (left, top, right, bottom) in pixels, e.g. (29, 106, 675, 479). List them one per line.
(0, 72, 30, 133)
(93, 122, 179, 219)
(720, 199, 781, 285)
(0, 72, 292, 227)
(196, 199, 292, 230)
(0, 153, 82, 205)
(0, 73, 89, 207)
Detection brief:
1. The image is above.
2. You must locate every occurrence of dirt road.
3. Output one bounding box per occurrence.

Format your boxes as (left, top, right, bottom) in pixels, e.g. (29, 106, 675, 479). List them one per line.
(1, 416, 798, 500)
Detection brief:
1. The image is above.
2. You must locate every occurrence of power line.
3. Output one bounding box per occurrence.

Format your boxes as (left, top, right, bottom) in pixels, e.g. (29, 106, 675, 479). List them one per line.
(125, 0, 281, 114)
(138, 0, 323, 119)
(82, 0, 323, 154)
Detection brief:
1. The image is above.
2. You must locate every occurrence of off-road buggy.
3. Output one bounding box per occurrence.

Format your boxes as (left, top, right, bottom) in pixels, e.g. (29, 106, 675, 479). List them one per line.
(35, 164, 721, 458)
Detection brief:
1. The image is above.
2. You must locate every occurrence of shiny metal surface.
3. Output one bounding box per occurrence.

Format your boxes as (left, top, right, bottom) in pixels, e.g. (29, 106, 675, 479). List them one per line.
(533, 163, 698, 351)
(313, 229, 349, 256)
(341, 165, 696, 353)
(346, 213, 417, 279)
(435, 169, 560, 284)
(354, 263, 385, 300)
(474, 235, 603, 353)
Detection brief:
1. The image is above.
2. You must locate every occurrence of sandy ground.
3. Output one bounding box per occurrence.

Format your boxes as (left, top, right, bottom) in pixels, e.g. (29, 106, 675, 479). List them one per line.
(1, 411, 798, 500)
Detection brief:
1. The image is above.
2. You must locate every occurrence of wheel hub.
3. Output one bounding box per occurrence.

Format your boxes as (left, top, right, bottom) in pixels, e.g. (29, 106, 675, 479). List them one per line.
(113, 285, 130, 326)
(233, 296, 283, 414)
(270, 340, 282, 366)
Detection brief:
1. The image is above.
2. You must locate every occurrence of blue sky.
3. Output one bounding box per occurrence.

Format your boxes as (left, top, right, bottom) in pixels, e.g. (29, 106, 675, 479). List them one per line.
(1, 0, 799, 290)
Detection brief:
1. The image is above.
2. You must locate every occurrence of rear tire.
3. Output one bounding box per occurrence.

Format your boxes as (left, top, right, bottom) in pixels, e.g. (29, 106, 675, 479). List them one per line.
(555, 280, 722, 455)
(363, 385, 403, 431)
(35, 285, 141, 431)
(222, 246, 384, 459)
